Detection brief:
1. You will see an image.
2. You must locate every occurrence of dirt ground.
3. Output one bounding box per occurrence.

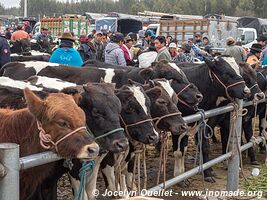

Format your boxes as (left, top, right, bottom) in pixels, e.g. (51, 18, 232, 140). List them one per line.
(57, 127, 267, 200)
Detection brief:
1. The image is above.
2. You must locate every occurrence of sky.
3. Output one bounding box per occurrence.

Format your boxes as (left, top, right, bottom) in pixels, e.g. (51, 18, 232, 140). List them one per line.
(1, 0, 20, 8)
(1, 0, 76, 8)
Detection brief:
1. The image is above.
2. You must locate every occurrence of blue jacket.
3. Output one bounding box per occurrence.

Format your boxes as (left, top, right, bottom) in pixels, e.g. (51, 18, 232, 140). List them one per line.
(0, 36, 11, 68)
(262, 56, 267, 67)
(49, 47, 83, 67)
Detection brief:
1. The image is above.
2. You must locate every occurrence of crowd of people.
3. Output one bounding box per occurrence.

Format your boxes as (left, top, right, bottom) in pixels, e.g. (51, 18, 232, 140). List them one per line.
(1, 22, 267, 70)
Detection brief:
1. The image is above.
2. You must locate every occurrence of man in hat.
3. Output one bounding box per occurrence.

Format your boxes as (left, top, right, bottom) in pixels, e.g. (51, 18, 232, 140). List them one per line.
(194, 33, 203, 47)
(0, 34, 11, 68)
(92, 31, 105, 62)
(11, 24, 30, 42)
(174, 43, 194, 63)
(105, 33, 126, 66)
(247, 43, 262, 69)
(141, 30, 156, 51)
(78, 34, 96, 62)
(223, 36, 247, 64)
(24, 21, 32, 34)
(49, 32, 83, 67)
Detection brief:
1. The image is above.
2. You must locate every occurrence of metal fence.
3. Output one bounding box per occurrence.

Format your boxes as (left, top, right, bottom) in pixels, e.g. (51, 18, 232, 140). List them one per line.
(0, 99, 266, 199)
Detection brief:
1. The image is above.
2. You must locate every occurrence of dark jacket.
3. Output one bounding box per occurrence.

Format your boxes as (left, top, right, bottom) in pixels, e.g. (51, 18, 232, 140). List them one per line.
(92, 39, 105, 62)
(5, 31, 11, 40)
(78, 43, 97, 62)
(0, 36, 11, 68)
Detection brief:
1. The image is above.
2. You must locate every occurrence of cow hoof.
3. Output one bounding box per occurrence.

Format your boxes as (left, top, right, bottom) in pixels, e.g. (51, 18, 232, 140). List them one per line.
(210, 171, 219, 178)
(251, 160, 260, 165)
(204, 177, 216, 183)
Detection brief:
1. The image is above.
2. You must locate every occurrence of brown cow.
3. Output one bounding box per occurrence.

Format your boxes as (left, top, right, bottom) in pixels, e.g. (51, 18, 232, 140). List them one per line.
(0, 88, 99, 200)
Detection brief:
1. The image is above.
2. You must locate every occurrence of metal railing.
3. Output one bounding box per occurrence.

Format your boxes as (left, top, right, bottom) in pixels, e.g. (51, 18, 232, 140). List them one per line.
(0, 99, 266, 199)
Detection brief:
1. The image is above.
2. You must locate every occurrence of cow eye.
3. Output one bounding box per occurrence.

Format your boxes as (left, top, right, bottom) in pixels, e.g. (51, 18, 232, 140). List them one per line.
(57, 120, 70, 128)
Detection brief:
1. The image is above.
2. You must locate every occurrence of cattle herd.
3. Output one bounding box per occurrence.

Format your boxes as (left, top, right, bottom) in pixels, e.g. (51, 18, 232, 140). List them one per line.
(0, 54, 267, 200)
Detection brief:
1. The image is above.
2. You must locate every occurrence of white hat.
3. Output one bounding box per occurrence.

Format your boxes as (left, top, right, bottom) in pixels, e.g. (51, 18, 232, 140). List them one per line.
(169, 42, 177, 48)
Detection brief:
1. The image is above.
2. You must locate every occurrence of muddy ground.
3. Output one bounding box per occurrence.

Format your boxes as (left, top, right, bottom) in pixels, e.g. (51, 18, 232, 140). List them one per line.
(57, 127, 267, 200)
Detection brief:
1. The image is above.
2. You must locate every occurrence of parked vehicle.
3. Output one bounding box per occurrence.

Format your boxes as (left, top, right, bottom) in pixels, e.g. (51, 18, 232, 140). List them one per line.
(32, 15, 89, 40)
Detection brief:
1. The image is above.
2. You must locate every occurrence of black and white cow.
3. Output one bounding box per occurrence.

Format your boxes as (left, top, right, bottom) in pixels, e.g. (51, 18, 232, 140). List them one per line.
(1, 60, 203, 110)
(173, 56, 250, 182)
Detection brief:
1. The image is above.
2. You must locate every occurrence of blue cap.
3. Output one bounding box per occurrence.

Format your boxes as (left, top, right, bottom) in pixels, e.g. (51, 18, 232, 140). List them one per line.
(145, 30, 156, 37)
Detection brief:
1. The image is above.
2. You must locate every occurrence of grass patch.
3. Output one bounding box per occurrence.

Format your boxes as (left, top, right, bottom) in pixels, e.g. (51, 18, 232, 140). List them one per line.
(241, 165, 267, 198)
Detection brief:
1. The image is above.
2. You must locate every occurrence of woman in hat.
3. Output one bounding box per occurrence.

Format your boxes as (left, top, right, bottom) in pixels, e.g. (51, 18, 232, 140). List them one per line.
(247, 43, 262, 69)
(49, 32, 83, 67)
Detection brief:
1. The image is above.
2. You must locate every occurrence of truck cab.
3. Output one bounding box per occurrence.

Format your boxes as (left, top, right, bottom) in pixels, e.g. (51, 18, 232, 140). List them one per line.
(237, 27, 257, 49)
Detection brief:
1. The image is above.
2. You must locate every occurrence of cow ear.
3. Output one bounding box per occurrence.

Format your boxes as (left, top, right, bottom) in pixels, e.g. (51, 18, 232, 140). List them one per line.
(139, 68, 155, 81)
(203, 56, 216, 69)
(24, 88, 46, 119)
(146, 87, 162, 99)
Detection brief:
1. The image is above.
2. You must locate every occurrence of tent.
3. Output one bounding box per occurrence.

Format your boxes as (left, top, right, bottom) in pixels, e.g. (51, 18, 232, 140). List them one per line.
(238, 17, 267, 36)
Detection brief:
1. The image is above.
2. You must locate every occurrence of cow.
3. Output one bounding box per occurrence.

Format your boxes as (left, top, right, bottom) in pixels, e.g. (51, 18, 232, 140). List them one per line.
(0, 60, 203, 110)
(100, 79, 187, 196)
(0, 88, 99, 200)
(172, 56, 250, 182)
(209, 62, 265, 165)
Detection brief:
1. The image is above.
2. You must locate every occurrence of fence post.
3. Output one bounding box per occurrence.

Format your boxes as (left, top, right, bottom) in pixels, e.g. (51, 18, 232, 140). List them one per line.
(227, 99, 243, 191)
(0, 143, 20, 200)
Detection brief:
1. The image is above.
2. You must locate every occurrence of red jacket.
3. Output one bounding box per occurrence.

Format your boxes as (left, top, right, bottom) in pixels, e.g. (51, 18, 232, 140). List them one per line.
(121, 44, 132, 65)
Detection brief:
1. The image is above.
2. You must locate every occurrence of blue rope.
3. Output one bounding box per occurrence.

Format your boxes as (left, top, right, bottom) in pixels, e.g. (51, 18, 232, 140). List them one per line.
(74, 160, 96, 200)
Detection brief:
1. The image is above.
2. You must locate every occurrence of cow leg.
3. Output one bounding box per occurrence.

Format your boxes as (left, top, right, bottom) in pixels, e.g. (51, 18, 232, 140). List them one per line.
(173, 135, 188, 177)
(126, 154, 137, 191)
(101, 152, 117, 191)
(243, 119, 258, 164)
(259, 112, 267, 153)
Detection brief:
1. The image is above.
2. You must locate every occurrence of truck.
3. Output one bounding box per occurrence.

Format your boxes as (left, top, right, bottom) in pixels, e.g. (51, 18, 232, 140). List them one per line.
(147, 16, 238, 51)
(32, 15, 89, 40)
(236, 17, 267, 48)
(95, 12, 143, 34)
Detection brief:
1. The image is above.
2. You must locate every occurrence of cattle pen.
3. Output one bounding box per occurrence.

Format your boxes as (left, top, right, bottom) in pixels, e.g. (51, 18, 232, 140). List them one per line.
(0, 98, 266, 199)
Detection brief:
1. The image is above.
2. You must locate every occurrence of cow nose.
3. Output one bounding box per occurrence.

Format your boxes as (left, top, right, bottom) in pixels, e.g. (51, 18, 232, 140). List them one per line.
(243, 87, 251, 95)
(180, 123, 188, 132)
(255, 92, 265, 100)
(196, 93, 203, 102)
(114, 138, 129, 151)
(148, 135, 159, 144)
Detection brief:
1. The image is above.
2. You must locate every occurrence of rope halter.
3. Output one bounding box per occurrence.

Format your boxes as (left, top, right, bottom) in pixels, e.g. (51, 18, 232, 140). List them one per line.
(209, 70, 245, 101)
(37, 121, 87, 153)
(176, 83, 195, 109)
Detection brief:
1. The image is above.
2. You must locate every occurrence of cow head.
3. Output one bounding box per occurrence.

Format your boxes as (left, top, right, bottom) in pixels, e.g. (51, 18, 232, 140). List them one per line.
(79, 83, 129, 153)
(116, 84, 159, 144)
(24, 88, 99, 159)
(145, 79, 188, 135)
(139, 60, 203, 110)
(240, 63, 264, 101)
(204, 56, 249, 100)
